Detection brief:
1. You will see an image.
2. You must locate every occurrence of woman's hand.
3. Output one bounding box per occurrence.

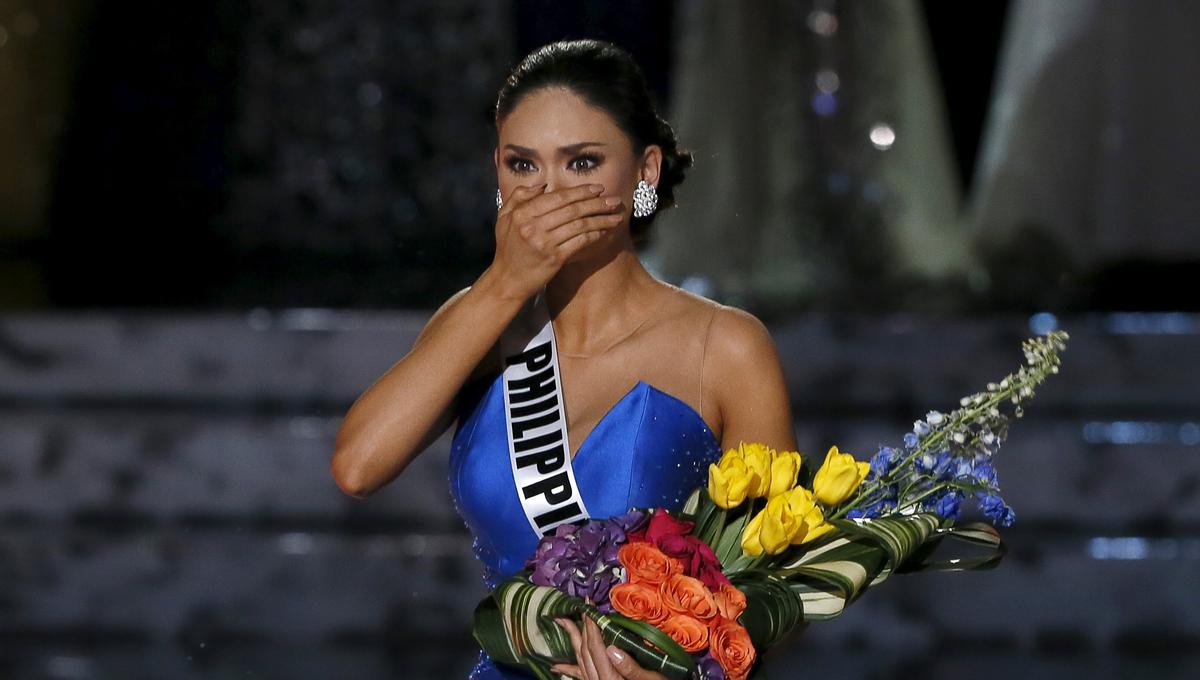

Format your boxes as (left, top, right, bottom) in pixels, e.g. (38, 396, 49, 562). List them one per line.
(490, 183, 626, 301)
(549, 615, 669, 680)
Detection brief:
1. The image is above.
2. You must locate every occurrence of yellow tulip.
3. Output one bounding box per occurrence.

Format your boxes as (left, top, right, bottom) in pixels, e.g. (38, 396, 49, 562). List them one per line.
(740, 506, 766, 556)
(811, 445, 870, 506)
(782, 487, 834, 545)
(738, 442, 775, 499)
(708, 450, 752, 509)
(758, 493, 802, 554)
(767, 450, 803, 498)
(799, 519, 835, 544)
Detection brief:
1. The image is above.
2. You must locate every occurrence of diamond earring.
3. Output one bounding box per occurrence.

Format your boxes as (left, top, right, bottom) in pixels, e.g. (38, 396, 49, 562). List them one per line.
(632, 179, 658, 217)
(496, 189, 503, 211)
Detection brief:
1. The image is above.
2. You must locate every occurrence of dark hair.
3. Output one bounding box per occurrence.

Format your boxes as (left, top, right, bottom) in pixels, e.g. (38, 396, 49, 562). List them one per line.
(493, 39, 694, 249)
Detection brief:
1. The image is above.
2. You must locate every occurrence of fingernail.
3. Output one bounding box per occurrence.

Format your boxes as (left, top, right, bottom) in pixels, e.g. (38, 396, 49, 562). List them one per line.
(607, 646, 625, 663)
(589, 183, 604, 193)
(604, 196, 621, 206)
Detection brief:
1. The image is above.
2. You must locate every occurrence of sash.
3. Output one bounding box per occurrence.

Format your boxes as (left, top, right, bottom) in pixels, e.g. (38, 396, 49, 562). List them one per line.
(500, 287, 591, 537)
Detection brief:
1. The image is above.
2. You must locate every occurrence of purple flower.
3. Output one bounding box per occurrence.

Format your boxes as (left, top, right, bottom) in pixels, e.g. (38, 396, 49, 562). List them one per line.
(697, 651, 726, 680)
(524, 511, 649, 609)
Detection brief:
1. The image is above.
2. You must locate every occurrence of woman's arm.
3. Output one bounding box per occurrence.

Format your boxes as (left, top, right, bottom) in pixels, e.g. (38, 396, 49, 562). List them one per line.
(705, 306, 798, 453)
(330, 264, 527, 499)
(331, 182, 625, 499)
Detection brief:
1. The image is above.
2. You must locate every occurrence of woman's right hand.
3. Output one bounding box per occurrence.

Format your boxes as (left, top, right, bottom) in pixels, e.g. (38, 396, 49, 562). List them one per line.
(490, 182, 626, 301)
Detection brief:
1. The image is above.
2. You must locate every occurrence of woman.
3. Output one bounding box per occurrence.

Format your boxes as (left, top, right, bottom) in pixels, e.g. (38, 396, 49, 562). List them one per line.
(332, 39, 797, 680)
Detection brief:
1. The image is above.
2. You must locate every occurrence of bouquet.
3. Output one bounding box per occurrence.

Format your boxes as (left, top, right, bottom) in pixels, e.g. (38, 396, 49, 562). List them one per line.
(473, 331, 1069, 680)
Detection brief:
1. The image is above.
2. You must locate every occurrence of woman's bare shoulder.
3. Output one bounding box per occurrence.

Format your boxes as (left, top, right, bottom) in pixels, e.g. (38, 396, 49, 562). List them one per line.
(652, 279, 726, 322)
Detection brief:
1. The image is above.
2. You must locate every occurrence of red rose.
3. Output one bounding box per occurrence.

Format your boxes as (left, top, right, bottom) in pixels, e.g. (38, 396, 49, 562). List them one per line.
(628, 507, 694, 544)
(658, 534, 730, 590)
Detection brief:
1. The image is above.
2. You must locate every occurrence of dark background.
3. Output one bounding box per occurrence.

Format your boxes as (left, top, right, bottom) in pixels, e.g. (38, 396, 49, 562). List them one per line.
(2, 2, 1198, 679)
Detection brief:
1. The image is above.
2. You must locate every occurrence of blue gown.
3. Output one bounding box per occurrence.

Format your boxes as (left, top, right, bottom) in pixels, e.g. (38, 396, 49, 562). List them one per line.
(449, 372, 724, 680)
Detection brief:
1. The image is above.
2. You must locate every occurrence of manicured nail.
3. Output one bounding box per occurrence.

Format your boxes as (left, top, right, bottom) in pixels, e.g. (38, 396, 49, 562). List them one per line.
(589, 183, 604, 193)
(607, 645, 625, 663)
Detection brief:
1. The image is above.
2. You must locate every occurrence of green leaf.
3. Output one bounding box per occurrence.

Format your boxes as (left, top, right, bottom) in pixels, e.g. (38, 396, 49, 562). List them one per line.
(894, 521, 1007, 573)
(472, 576, 696, 680)
(762, 513, 1004, 621)
(714, 502, 755, 567)
(730, 569, 805, 648)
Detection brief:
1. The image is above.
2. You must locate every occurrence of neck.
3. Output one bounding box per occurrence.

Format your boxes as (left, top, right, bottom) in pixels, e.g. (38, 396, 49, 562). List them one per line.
(546, 247, 657, 356)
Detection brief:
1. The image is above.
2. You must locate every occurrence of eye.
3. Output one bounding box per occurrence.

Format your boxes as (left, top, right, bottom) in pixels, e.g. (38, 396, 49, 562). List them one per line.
(505, 156, 535, 175)
(569, 154, 603, 174)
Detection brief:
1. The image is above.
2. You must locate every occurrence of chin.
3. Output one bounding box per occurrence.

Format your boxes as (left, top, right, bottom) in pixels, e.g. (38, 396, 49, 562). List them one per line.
(567, 241, 620, 265)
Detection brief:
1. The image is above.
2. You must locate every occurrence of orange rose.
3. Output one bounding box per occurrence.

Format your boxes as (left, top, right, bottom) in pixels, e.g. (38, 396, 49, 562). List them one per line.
(710, 620, 756, 680)
(618, 542, 684, 586)
(609, 581, 669, 626)
(659, 572, 719, 621)
(659, 613, 709, 653)
(712, 582, 747, 622)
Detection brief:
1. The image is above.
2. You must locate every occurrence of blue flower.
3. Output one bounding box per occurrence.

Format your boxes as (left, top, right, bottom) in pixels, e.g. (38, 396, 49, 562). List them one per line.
(932, 451, 955, 481)
(870, 446, 899, 477)
(953, 457, 975, 481)
(978, 493, 1015, 527)
(916, 449, 952, 478)
(848, 496, 897, 519)
(932, 489, 965, 519)
(913, 420, 931, 437)
(973, 461, 998, 488)
(903, 432, 919, 449)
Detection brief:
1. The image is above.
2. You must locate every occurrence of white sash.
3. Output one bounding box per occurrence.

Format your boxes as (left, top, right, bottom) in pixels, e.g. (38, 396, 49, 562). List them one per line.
(500, 287, 590, 537)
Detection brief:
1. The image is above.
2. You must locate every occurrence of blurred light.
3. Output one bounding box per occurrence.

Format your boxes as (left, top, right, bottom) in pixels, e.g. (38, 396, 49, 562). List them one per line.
(815, 69, 840, 93)
(1103, 312, 1199, 335)
(811, 92, 837, 117)
(807, 10, 838, 36)
(0, 26, 8, 48)
(1081, 420, 1199, 445)
(278, 308, 343, 331)
(279, 532, 314, 555)
(1087, 537, 1200, 560)
(869, 123, 896, 150)
(1029, 312, 1059, 335)
(1088, 537, 1147, 560)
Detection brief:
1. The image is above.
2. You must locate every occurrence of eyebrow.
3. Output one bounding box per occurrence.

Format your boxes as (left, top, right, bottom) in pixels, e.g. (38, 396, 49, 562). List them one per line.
(502, 142, 607, 156)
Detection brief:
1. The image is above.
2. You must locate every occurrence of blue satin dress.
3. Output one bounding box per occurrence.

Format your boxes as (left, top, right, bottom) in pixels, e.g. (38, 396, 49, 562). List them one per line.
(449, 371, 724, 680)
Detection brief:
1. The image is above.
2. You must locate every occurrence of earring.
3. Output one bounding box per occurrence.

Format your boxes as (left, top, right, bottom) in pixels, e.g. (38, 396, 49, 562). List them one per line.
(496, 188, 503, 211)
(632, 179, 658, 217)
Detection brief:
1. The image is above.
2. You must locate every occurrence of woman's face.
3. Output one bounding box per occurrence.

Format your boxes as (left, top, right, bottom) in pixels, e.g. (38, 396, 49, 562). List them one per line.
(494, 86, 659, 260)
